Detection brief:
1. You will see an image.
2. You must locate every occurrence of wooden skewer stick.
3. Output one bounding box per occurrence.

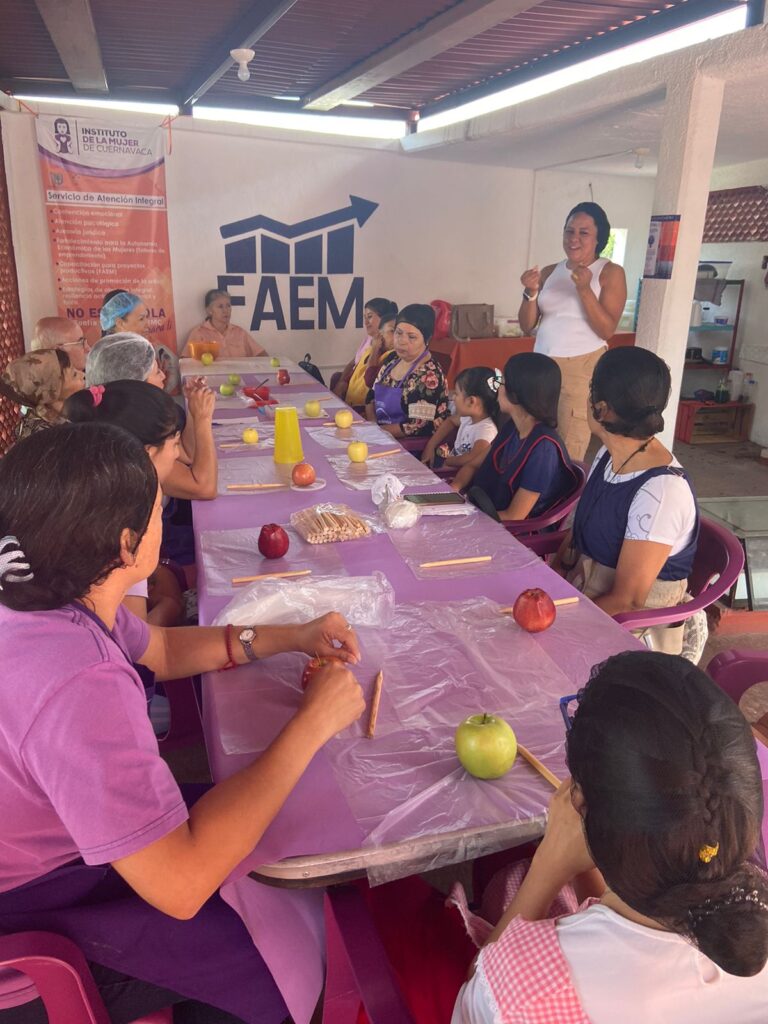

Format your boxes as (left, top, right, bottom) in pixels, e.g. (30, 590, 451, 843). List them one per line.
(498, 596, 580, 614)
(366, 448, 403, 460)
(420, 555, 492, 569)
(219, 442, 251, 449)
(226, 482, 287, 491)
(517, 743, 561, 789)
(231, 569, 312, 586)
(366, 670, 384, 739)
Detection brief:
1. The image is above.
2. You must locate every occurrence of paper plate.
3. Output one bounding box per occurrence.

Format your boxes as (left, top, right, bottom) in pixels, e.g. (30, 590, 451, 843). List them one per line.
(290, 478, 327, 492)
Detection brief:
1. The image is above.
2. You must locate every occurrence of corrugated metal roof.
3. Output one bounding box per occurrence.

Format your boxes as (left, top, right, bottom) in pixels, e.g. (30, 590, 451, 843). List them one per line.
(0, 0, 730, 114)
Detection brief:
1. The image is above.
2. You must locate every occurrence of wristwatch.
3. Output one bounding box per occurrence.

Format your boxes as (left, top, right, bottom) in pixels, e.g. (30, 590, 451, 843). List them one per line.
(522, 289, 539, 302)
(238, 626, 259, 661)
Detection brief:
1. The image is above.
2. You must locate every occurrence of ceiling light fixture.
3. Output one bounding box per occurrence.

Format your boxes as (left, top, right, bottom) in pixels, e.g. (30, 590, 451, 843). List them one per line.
(12, 94, 179, 116)
(230, 48, 255, 83)
(193, 104, 406, 140)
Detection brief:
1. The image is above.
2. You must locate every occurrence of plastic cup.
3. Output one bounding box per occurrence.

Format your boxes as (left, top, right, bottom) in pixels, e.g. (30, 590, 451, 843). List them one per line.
(273, 406, 304, 464)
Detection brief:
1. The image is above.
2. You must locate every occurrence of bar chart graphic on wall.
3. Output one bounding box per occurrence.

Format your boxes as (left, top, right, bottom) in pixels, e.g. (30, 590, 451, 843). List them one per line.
(220, 195, 378, 276)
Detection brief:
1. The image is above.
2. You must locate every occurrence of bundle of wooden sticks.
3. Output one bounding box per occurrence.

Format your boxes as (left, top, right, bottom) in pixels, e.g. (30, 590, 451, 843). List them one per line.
(292, 506, 370, 544)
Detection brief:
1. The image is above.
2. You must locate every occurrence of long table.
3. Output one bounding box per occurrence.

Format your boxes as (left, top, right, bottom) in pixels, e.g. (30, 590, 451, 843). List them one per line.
(187, 356, 638, 1023)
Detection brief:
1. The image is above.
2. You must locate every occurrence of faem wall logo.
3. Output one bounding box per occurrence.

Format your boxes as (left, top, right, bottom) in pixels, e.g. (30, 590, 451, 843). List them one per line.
(217, 195, 378, 333)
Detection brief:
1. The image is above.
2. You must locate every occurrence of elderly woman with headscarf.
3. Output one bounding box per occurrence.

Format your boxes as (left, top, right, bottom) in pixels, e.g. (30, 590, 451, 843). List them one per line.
(365, 303, 449, 438)
(100, 292, 150, 337)
(0, 350, 84, 442)
(86, 331, 217, 506)
(182, 289, 266, 359)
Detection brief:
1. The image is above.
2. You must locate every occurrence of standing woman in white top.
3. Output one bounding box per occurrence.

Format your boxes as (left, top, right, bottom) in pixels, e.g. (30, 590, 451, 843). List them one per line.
(518, 202, 627, 460)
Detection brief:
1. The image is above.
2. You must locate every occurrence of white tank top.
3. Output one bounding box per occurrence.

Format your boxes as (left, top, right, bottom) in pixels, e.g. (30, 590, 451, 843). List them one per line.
(535, 257, 609, 358)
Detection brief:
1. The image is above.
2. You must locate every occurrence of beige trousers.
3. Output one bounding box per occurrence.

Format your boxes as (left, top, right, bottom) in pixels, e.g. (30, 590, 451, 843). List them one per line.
(552, 347, 605, 462)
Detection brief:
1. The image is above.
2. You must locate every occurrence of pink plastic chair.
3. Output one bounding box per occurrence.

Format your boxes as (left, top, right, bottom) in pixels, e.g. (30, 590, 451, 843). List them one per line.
(323, 887, 415, 1024)
(0, 931, 171, 1023)
(523, 517, 745, 630)
(707, 649, 768, 706)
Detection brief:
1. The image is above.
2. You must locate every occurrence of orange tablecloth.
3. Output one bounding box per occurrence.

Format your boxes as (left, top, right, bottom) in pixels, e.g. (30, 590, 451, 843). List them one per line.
(431, 333, 636, 387)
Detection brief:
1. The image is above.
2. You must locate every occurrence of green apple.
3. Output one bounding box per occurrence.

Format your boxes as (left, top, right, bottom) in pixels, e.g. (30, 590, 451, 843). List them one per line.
(200, 352, 214, 366)
(228, 374, 242, 385)
(304, 400, 322, 418)
(347, 441, 368, 463)
(219, 383, 235, 397)
(335, 409, 354, 429)
(242, 427, 259, 445)
(270, 356, 281, 368)
(455, 713, 517, 780)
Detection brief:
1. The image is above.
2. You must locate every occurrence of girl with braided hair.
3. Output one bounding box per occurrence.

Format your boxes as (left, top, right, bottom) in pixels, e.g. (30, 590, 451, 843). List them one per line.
(451, 651, 768, 1023)
(554, 345, 703, 658)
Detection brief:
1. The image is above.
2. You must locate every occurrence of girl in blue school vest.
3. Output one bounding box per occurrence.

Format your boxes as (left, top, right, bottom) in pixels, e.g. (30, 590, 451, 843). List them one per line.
(556, 346, 702, 658)
(460, 353, 579, 522)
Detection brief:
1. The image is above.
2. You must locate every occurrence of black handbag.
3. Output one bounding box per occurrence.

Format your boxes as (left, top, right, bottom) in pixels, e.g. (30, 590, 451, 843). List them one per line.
(298, 353, 325, 385)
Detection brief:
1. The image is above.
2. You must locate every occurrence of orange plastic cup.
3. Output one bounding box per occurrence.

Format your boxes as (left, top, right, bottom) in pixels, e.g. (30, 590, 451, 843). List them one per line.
(188, 340, 221, 361)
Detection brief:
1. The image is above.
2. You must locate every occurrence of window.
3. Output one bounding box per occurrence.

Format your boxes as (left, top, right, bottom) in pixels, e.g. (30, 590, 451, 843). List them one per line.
(603, 228, 627, 265)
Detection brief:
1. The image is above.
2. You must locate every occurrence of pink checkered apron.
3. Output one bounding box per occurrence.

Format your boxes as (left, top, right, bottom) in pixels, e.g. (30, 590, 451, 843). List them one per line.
(449, 861, 593, 1023)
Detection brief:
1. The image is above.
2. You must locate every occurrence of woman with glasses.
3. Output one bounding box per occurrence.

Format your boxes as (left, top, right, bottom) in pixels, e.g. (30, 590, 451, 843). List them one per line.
(451, 651, 768, 1023)
(365, 303, 449, 438)
(30, 316, 90, 371)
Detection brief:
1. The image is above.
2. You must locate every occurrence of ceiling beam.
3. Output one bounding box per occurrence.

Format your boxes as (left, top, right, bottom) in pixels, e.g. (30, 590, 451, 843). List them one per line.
(179, 0, 300, 110)
(34, 0, 107, 93)
(301, 0, 539, 111)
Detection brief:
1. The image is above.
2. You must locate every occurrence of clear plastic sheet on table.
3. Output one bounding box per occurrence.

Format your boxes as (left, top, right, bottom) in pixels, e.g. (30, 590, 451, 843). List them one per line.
(217, 457, 293, 496)
(263, 394, 344, 416)
(199, 524, 345, 595)
(387, 512, 540, 579)
(305, 423, 394, 451)
(290, 503, 383, 545)
(181, 357, 302, 377)
(327, 451, 435, 491)
(212, 596, 588, 881)
(213, 419, 275, 451)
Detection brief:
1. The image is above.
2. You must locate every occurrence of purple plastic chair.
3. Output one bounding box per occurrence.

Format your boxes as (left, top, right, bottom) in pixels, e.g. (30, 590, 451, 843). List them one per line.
(0, 931, 171, 1023)
(707, 649, 768, 706)
(523, 517, 745, 631)
(323, 887, 415, 1024)
(503, 463, 587, 539)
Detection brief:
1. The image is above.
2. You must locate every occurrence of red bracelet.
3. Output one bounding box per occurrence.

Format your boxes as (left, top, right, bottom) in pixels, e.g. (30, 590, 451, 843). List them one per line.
(221, 624, 237, 671)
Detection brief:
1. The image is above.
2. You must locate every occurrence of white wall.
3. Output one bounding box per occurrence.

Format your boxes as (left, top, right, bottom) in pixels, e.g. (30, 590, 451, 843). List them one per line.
(528, 169, 656, 305)
(1, 109, 535, 372)
(703, 158, 768, 445)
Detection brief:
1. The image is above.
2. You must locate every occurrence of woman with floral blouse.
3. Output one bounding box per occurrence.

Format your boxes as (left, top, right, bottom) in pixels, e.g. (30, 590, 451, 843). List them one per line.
(365, 303, 449, 438)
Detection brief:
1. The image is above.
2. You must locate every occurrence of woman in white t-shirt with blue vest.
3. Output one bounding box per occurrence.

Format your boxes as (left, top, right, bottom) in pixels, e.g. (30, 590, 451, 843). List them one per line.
(518, 202, 627, 461)
(556, 346, 701, 657)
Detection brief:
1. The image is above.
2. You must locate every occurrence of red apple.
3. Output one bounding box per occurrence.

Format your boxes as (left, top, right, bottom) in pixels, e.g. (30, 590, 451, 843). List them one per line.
(291, 462, 316, 487)
(276, 369, 291, 385)
(301, 655, 346, 691)
(243, 385, 270, 400)
(512, 588, 556, 633)
(258, 524, 290, 559)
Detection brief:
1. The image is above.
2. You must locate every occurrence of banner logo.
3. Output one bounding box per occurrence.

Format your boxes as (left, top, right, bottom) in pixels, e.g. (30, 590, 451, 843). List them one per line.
(217, 195, 378, 332)
(53, 118, 73, 154)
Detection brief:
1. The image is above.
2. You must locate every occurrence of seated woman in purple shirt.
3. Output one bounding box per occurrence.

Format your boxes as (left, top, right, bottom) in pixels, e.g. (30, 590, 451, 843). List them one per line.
(0, 422, 365, 1024)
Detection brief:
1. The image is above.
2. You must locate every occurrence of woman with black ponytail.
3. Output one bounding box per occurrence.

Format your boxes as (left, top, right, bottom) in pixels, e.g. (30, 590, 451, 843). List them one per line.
(454, 651, 768, 1023)
(555, 345, 702, 657)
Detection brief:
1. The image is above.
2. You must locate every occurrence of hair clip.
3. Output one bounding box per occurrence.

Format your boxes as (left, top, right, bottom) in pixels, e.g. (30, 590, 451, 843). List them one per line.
(0, 535, 34, 589)
(698, 842, 719, 864)
(88, 384, 105, 407)
(487, 368, 503, 393)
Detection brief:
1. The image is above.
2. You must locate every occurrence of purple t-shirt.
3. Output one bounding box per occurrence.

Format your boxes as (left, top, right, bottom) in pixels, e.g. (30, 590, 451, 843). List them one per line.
(0, 603, 188, 892)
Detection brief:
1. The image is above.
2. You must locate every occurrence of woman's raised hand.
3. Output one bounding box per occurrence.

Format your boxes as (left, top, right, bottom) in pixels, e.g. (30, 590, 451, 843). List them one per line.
(188, 385, 216, 423)
(520, 266, 541, 293)
(295, 611, 361, 664)
(570, 264, 593, 292)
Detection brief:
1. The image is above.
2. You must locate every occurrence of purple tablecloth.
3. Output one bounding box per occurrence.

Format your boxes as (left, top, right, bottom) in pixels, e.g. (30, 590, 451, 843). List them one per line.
(192, 380, 638, 1023)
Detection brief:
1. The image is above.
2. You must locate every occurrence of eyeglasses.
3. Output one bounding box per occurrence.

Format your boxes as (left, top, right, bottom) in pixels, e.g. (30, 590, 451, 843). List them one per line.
(61, 337, 87, 350)
(559, 690, 584, 732)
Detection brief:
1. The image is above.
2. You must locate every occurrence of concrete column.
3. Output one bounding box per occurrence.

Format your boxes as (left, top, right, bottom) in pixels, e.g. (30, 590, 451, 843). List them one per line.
(635, 69, 725, 450)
